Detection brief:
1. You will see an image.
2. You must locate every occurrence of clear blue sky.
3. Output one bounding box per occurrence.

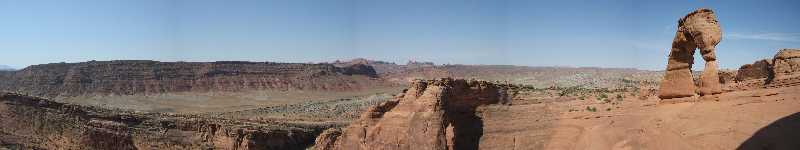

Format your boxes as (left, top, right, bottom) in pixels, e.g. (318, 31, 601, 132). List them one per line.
(1, 0, 798, 70)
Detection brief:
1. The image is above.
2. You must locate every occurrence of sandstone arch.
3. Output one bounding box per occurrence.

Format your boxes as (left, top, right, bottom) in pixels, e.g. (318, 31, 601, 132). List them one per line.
(659, 8, 723, 99)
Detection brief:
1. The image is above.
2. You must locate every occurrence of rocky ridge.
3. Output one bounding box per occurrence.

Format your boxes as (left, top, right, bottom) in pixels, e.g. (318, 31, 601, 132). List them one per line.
(0, 60, 384, 98)
(724, 49, 800, 90)
(313, 78, 514, 150)
(0, 92, 329, 150)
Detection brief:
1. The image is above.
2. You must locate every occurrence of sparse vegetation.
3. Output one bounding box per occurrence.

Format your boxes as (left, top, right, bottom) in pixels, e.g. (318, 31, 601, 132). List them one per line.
(586, 106, 597, 112)
(558, 86, 584, 97)
(598, 93, 608, 100)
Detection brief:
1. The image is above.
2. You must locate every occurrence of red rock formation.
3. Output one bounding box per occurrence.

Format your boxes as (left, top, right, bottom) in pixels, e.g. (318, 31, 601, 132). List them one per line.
(722, 49, 800, 90)
(0, 60, 385, 98)
(313, 78, 513, 150)
(340, 63, 378, 77)
(0, 92, 324, 149)
(736, 59, 773, 81)
(659, 8, 723, 99)
(772, 49, 800, 79)
(718, 70, 736, 84)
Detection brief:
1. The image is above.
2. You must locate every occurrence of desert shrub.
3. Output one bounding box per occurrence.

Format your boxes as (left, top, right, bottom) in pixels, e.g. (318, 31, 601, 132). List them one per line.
(586, 106, 597, 112)
(598, 93, 608, 100)
(559, 86, 582, 97)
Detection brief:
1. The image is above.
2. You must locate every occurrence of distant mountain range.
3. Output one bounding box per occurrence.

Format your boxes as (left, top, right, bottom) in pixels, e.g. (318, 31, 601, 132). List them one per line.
(0, 65, 15, 71)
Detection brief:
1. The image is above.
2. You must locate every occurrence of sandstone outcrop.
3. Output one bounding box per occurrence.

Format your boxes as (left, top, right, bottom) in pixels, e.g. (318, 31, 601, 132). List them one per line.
(659, 8, 723, 99)
(720, 49, 800, 90)
(313, 78, 514, 150)
(718, 70, 736, 84)
(735, 59, 773, 82)
(0, 92, 326, 149)
(0, 60, 384, 98)
(340, 64, 378, 77)
(772, 48, 800, 79)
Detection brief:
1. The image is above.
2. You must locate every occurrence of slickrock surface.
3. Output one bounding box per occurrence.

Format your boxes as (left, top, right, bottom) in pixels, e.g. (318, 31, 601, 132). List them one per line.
(0, 92, 327, 150)
(313, 78, 514, 150)
(0, 60, 384, 98)
(659, 8, 723, 99)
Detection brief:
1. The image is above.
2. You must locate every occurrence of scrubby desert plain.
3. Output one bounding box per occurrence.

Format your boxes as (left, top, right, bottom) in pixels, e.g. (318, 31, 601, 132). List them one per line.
(1, 9, 799, 150)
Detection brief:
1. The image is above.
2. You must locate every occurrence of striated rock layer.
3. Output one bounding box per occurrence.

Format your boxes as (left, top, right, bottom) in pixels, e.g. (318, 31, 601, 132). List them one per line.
(0, 60, 383, 98)
(0, 92, 325, 150)
(659, 8, 723, 99)
(313, 78, 514, 150)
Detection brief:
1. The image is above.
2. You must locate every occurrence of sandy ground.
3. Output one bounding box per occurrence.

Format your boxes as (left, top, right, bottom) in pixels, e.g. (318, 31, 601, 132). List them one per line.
(479, 85, 799, 150)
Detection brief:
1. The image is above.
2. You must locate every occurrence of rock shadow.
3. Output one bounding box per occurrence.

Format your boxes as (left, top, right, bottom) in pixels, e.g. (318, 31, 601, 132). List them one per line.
(737, 112, 800, 150)
(448, 110, 484, 150)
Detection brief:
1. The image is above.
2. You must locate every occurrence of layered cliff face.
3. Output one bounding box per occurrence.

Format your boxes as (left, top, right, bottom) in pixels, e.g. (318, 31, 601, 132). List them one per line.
(0, 60, 382, 98)
(313, 78, 514, 150)
(0, 92, 325, 149)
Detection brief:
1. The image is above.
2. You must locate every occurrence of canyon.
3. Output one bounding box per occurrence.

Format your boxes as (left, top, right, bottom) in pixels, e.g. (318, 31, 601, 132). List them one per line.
(0, 92, 327, 149)
(1, 49, 799, 150)
(1, 8, 799, 149)
(1, 47, 799, 149)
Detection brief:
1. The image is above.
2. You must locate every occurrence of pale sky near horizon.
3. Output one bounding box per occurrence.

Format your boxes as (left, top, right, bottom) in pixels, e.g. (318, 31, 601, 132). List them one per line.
(0, 0, 798, 70)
